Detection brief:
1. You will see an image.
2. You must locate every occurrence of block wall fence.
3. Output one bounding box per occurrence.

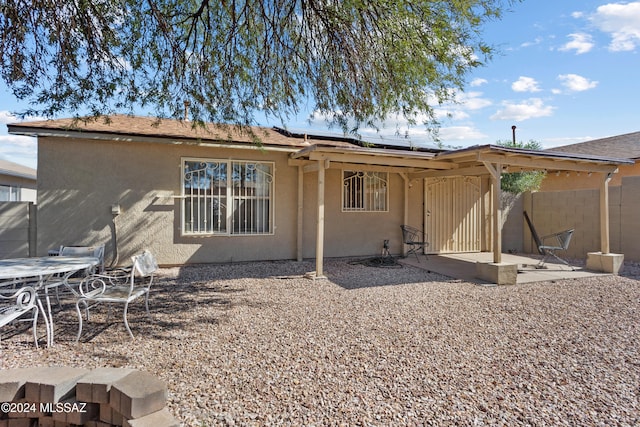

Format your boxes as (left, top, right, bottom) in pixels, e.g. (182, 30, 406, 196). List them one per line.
(503, 175, 640, 262)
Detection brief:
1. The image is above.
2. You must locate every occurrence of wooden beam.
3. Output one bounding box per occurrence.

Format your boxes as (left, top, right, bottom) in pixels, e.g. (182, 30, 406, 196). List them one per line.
(326, 161, 422, 174)
(411, 165, 490, 179)
(482, 161, 500, 181)
(484, 162, 502, 263)
(477, 153, 619, 174)
(308, 151, 458, 170)
(296, 159, 422, 175)
(303, 163, 320, 173)
(288, 158, 312, 167)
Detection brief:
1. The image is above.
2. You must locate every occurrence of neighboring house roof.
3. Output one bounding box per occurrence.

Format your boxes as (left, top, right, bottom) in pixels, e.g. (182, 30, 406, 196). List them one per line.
(544, 131, 640, 160)
(0, 159, 37, 181)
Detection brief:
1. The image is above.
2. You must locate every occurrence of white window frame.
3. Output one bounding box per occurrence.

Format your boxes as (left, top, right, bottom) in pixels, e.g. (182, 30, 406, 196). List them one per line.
(181, 158, 275, 236)
(0, 185, 20, 201)
(342, 170, 389, 212)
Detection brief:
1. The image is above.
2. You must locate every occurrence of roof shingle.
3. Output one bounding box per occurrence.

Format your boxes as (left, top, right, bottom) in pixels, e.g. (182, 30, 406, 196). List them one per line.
(7, 115, 356, 149)
(545, 131, 640, 160)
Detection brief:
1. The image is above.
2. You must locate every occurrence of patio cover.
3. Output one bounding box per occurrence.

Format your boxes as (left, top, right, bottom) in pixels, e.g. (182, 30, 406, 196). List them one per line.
(289, 144, 634, 278)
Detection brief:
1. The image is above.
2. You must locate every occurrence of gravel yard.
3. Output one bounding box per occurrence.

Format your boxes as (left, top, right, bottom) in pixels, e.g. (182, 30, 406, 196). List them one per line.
(2, 258, 639, 426)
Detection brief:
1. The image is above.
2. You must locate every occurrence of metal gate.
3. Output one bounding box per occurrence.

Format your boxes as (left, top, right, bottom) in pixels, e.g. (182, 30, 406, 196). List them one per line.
(425, 176, 482, 253)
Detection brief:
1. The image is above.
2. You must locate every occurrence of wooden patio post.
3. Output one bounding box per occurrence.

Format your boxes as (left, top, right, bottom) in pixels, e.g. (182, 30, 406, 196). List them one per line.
(297, 165, 304, 262)
(315, 160, 326, 278)
(400, 173, 409, 257)
(492, 166, 502, 263)
(600, 172, 612, 254)
(483, 161, 502, 263)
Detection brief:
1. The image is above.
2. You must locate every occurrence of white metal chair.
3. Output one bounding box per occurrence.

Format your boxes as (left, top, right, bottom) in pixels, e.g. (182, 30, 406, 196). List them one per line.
(0, 286, 40, 348)
(49, 245, 105, 307)
(75, 250, 158, 341)
(537, 228, 575, 270)
(60, 245, 105, 273)
(400, 225, 429, 261)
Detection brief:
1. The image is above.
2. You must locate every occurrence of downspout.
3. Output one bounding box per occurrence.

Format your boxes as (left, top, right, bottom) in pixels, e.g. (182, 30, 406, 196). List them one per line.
(315, 159, 327, 278)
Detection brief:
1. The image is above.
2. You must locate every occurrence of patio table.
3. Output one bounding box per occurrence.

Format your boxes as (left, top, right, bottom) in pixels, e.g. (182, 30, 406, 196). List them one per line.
(0, 256, 99, 346)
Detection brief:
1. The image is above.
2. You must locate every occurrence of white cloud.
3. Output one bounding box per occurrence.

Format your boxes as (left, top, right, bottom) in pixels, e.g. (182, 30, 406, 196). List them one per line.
(520, 37, 544, 48)
(0, 110, 46, 125)
(438, 126, 486, 141)
(557, 74, 598, 92)
(0, 111, 18, 125)
(453, 91, 493, 110)
(433, 90, 492, 123)
(511, 76, 542, 93)
(591, 2, 640, 51)
(0, 134, 37, 168)
(469, 78, 488, 87)
(490, 98, 555, 122)
(559, 33, 594, 54)
(0, 111, 40, 168)
(434, 108, 469, 121)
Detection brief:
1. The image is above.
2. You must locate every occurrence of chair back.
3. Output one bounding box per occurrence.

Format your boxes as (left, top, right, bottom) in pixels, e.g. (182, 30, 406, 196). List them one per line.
(400, 225, 421, 244)
(557, 229, 574, 250)
(130, 250, 158, 288)
(60, 245, 105, 272)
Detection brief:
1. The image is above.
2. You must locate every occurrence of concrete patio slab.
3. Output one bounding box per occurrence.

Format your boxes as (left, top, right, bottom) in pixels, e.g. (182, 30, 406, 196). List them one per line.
(399, 252, 612, 285)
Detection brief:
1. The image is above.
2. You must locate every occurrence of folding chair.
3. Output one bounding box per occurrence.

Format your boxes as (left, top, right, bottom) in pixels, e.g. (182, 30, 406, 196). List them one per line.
(400, 225, 429, 261)
(537, 228, 575, 270)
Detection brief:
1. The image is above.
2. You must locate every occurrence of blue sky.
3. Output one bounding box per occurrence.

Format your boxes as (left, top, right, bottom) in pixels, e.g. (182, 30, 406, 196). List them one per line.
(2, 1, 640, 169)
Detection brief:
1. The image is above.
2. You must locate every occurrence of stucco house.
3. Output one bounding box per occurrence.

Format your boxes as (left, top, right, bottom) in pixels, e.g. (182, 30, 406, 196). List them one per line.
(0, 159, 36, 202)
(8, 115, 633, 282)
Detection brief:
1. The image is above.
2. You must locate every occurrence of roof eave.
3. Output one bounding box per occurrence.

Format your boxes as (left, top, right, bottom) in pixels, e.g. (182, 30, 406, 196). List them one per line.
(7, 126, 305, 152)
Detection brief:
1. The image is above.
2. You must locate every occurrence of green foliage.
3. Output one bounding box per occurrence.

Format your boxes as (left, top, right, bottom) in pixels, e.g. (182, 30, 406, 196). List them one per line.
(0, 0, 519, 132)
(497, 139, 546, 194)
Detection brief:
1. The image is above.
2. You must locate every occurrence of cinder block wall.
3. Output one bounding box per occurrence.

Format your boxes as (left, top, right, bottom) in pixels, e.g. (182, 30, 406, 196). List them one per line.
(508, 176, 640, 261)
(0, 202, 35, 259)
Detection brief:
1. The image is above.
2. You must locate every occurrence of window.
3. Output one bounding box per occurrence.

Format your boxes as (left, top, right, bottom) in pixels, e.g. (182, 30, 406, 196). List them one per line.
(0, 185, 19, 201)
(342, 171, 388, 212)
(182, 159, 274, 235)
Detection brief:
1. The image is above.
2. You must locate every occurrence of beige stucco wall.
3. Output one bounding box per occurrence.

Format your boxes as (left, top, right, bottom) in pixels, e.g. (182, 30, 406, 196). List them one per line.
(36, 137, 424, 266)
(300, 169, 423, 259)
